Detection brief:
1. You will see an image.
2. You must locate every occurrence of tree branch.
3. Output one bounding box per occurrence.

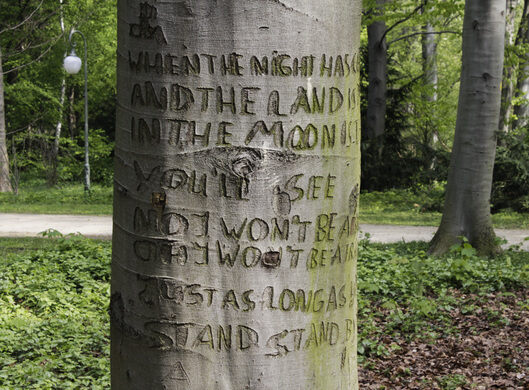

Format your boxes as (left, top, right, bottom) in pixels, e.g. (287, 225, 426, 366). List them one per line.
(3, 35, 60, 59)
(379, 2, 425, 45)
(388, 30, 460, 46)
(0, 0, 44, 35)
(2, 31, 64, 75)
(6, 116, 43, 136)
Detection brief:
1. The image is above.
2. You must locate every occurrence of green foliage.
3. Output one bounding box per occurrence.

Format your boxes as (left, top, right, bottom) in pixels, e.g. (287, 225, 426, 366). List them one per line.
(2, 0, 117, 187)
(11, 128, 114, 186)
(57, 129, 114, 185)
(0, 236, 110, 389)
(437, 374, 468, 390)
(492, 129, 529, 213)
(360, 239, 529, 297)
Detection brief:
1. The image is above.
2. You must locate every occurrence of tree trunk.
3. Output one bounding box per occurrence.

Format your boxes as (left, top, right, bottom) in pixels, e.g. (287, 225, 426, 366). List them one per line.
(513, 0, 529, 129)
(0, 46, 12, 193)
(54, 80, 66, 155)
(366, 0, 388, 139)
(422, 20, 439, 154)
(422, 23, 438, 103)
(499, 0, 521, 132)
(429, 0, 505, 256)
(68, 86, 76, 140)
(53, 0, 66, 159)
(112, 1, 362, 389)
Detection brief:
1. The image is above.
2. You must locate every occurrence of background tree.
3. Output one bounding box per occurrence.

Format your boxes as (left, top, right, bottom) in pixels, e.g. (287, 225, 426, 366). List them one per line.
(361, 0, 464, 190)
(0, 46, 11, 192)
(51, 0, 66, 184)
(512, 0, 529, 128)
(429, 0, 506, 256)
(498, 0, 520, 133)
(366, 0, 389, 139)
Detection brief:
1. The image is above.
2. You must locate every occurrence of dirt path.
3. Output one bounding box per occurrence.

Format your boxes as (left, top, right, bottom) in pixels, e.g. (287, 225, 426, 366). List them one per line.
(0, 213, 527, 250)
(0, 213, 112, 239)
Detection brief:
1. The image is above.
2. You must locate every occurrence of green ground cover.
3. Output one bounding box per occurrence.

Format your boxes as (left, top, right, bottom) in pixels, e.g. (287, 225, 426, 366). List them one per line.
(0, 236, 527, 388)
(1, 182, 527, 230)
(0, 236, 110, 389)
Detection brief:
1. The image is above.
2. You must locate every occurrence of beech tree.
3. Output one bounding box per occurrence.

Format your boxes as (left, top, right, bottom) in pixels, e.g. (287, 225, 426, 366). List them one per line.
(498, 0, 519, 133)
(0, 1, 33, 192)
(366, 0, 389, 139)
(111, 1, 362, 389)
(513, 0, 529, 128)
(0, 46, 10, 192)
(429, 0, 506, 256)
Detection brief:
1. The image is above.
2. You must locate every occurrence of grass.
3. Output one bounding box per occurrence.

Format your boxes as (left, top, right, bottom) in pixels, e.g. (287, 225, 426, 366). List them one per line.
(360, 188, 529, 229)
(1, 181, 528, 229)
(0, 235, 527, 388)
(0, 181, 112, 215)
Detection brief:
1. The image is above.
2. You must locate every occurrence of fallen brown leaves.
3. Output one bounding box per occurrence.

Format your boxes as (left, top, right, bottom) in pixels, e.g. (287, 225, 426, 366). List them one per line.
(359, 290, 529, 389)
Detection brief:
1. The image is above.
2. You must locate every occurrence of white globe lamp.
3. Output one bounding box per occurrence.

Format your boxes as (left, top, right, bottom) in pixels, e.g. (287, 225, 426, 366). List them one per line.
(63, 51, 82, 74)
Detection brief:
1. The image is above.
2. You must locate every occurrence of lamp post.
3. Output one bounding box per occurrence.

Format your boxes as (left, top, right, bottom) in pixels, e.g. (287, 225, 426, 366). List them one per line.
(63, 28, 90, 192)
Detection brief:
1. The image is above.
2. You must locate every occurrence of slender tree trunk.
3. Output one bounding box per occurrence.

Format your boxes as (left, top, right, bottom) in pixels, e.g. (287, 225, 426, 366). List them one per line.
(429, 0, 506, 256)
(422, 23, 438, 102)
(112, 1, 362, 389)
(0, 46, 12, 193)
(422, 20, 438, 154)
(499, 0, 521, 132)
(68, 86, 76, 140)
(366, 0, 388, 139)
(513, 0, 529, 128)
(54, 80, 66, 154)
(53, 0, 66, 159)
(48, 1, 66, 187)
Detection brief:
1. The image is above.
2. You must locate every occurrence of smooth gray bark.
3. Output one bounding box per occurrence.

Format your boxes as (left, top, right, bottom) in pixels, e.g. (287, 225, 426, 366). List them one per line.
(112, 1, 362, 389)
(54, 79, 66, 156)
(366, 0, 388, 139)
(421, 20, 439, 165)
(430, 0, 505, 256)
(422, 22, 438, 103)
(0, 47, 12, 193)
(68, 86, 76, 140)
(499, 0, 521, 132)
(513, 0, 529, 128)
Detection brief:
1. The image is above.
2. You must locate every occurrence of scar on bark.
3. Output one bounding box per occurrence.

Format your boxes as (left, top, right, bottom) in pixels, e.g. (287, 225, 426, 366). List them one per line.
(151, 191, 167, 230)
(349, 184, 359, 215)
(230, 149, 262, 178)
(116, 182, 128, 197)
(262, 251, 281, 269)
(174, 0, 216, 18)
(267, 0, 321, 22)
(273, 186, 292, 216)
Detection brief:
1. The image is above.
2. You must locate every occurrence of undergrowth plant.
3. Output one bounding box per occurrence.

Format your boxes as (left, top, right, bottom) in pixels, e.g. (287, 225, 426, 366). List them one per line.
(357, 237, 529, 361)
(0, 235, 527, 387)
